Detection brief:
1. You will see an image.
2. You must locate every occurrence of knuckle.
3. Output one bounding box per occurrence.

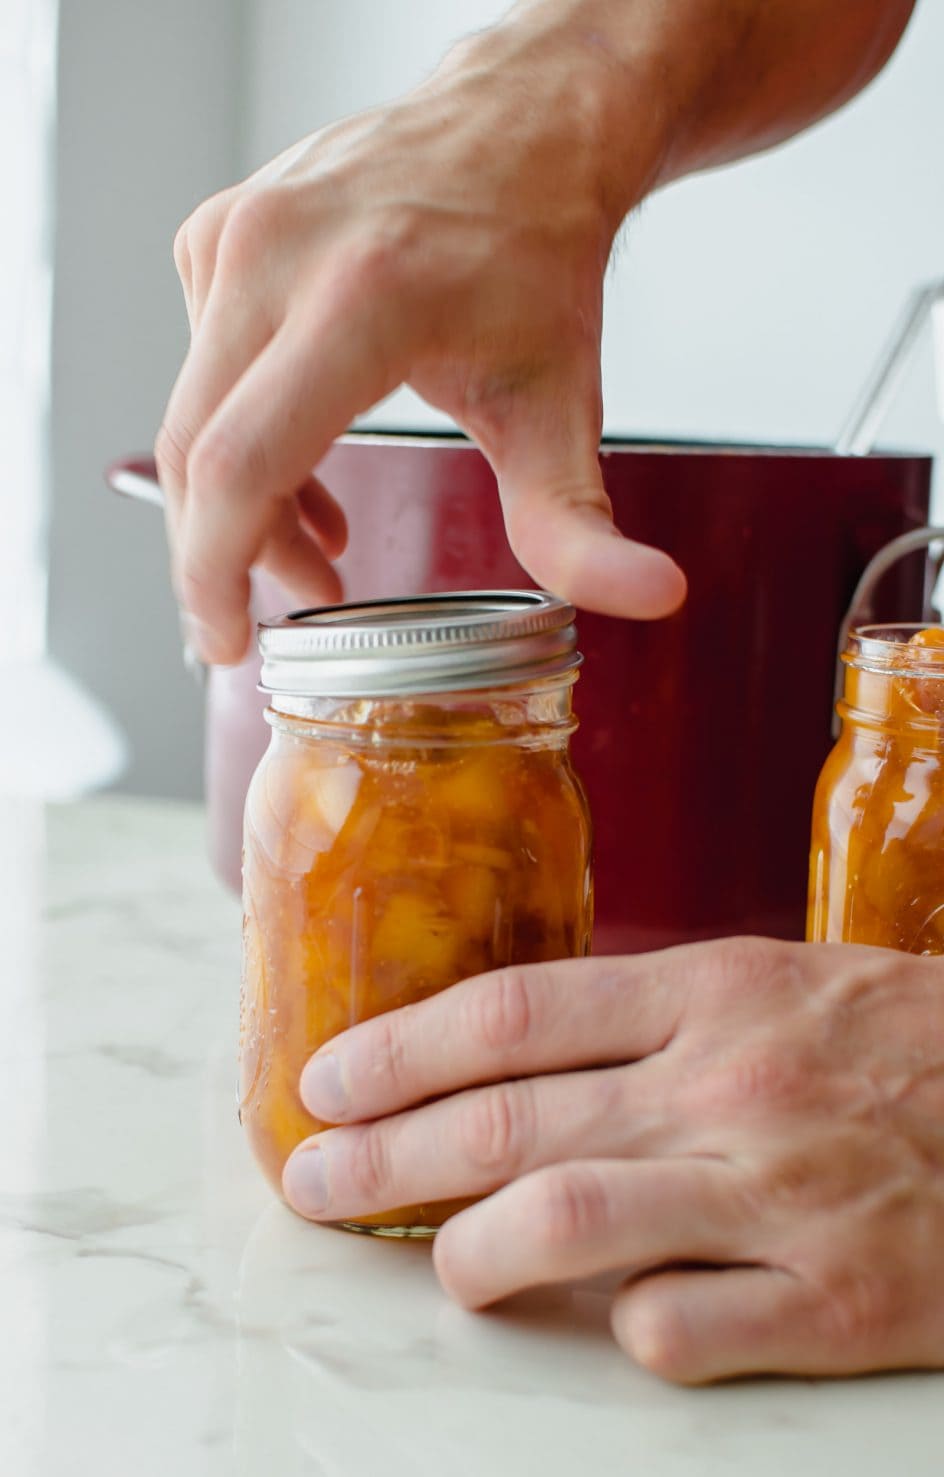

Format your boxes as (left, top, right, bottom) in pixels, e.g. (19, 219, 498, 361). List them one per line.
(176, 188, 236, 275)
(693, 936, 807, 1017)
(707, 1044, 807, 1114)
(188, 420, 265, 496)
(529, 1164, 611, 1251)
(154, 421, 190, 487)
(346, 1124, 391, 1203)
(458, 1083, 531, 1175)
(217, 191, 284, 273)
(705, 935, 781, 996)
(464, 969, 534, 1055)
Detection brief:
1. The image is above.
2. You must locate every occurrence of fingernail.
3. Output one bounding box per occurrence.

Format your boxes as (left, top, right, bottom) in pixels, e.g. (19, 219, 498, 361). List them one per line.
(180, 611, 239, 666)
(283, 1145, 329, 1217)
(300, 1052, 349, 1121)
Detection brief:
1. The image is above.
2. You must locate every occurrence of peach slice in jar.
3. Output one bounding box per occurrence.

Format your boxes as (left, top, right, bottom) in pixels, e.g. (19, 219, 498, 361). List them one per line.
(895, 627, 944, 723)
(245, 743, 362, 876)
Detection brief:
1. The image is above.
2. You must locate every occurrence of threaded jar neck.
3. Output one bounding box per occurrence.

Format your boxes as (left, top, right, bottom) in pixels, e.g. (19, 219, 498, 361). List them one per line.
(839, 624, 944, 737)
(265, 675, 578, 750)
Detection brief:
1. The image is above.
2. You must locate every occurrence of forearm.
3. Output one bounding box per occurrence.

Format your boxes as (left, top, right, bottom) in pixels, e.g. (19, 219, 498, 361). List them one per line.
(467, 0, 917, 221)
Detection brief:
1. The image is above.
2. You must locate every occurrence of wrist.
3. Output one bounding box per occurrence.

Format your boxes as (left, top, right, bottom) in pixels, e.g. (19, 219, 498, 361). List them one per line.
(500, 0, 918, 199)
(430, 0, 680, 240)
(495, 0, 689, 224)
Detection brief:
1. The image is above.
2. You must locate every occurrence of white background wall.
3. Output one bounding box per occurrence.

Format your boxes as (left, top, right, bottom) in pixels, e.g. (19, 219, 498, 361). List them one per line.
(48, 0, 944, 800)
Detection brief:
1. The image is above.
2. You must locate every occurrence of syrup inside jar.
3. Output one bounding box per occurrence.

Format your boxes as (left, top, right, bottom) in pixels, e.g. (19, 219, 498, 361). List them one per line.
(239, 594, 593, 1235)
(808, 624, 944, 953)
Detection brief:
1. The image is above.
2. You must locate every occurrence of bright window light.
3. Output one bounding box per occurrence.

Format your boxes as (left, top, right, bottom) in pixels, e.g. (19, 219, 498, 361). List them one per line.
(0, 0, 57, 664)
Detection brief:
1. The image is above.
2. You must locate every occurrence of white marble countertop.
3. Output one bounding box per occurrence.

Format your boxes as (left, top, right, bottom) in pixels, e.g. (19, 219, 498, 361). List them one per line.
(2, 795, 942, 1476)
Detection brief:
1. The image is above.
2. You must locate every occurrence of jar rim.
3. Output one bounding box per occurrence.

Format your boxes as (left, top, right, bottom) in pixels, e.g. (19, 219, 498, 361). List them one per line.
(844, 623, 944, 677)
(258, 590, 581, 698)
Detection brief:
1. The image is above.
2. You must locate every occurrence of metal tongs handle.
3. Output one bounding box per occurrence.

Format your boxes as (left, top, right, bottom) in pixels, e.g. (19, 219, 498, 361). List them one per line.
(836, 278, 944, 456)
(831, 277, 944, 730)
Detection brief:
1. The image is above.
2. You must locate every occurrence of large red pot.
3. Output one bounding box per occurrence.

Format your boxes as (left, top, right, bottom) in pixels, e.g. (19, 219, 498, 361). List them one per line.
(117, 435, 934, 953)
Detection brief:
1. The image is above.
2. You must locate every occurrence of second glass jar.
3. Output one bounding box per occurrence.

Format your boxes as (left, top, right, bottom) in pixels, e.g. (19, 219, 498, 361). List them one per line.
(808, 623, 944, 952)
(240, 592, 593, 1235)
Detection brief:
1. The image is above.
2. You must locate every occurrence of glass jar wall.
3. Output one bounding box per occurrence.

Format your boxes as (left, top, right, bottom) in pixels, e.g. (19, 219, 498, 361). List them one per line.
(808, 625, 944, 953)
(239, 594, 593, 1235)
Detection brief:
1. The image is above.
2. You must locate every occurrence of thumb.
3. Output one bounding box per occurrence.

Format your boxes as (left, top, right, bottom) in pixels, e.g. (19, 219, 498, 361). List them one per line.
(487, 371, 686, 620)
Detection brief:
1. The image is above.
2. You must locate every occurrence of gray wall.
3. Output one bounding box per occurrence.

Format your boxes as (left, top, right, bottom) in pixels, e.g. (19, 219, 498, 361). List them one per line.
(49, 1, 944, 801)
(48, 0, 244, 800)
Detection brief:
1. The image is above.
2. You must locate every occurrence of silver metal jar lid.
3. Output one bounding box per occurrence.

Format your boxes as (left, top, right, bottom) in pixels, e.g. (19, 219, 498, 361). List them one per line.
(258, 590, 580, 698)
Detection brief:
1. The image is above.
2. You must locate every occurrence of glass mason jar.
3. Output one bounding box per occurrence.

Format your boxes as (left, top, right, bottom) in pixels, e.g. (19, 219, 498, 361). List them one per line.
(240, 591, 593, 1235)
(807, 623, 944, 952)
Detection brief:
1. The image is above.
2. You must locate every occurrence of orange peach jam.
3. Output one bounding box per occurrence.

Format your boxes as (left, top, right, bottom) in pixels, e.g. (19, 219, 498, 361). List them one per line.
(808, 624, 944, 952)
(240, 593, 592, 1235)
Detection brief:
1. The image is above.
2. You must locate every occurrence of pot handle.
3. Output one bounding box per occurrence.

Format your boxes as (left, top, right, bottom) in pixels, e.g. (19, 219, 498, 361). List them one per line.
(832, 524, 944, 736)
(104, 456, 207, 686)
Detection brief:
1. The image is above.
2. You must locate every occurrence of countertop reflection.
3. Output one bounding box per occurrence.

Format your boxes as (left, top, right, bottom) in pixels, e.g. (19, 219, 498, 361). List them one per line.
(1, 796, 941, 1476)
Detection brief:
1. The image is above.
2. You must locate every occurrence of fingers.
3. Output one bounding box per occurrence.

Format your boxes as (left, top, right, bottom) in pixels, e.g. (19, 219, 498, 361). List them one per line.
(157, 272, 349, 653)
(296, 477, 348, 561)
(610, 1267, 826, 1384)
(298, 953, 691, 1125)
(258, 495, 344, 610)
(172, 185, 239, 330)
(489, 365, 687, 621)
(283, 1059, 677, 1222)
(177, 301, 402, 660)
(432, 1158, 744, 1309)
(155, 281, 273, 562)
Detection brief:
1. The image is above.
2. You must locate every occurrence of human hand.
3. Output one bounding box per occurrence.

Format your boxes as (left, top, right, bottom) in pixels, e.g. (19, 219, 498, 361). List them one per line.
(283, 937, 944, 1384)
(155, 8, 685, 664)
